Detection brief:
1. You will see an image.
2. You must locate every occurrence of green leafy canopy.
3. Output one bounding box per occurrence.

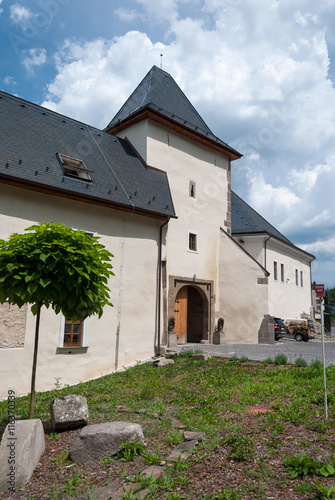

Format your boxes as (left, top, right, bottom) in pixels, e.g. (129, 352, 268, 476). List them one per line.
(0, 222, 114, 321)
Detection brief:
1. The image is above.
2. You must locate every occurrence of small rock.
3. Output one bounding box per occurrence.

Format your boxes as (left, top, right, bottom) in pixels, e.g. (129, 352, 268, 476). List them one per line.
(154, 357, 175, 367)
(184, 431, 204, 441)
(166, 439, 199, 462)
(192, 353, 211, 361)
(74, 484, 119, 500)
(49, 395, 88, 431)
(141, 465, 165, 479)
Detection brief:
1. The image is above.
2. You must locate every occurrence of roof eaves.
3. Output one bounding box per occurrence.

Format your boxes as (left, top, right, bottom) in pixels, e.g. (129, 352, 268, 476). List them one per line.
(107, 105, 242, 160)
(0, 174, 177, 221)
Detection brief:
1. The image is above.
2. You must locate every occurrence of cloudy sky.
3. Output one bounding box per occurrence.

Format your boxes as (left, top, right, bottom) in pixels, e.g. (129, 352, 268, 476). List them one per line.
(0, 0, 334, 287)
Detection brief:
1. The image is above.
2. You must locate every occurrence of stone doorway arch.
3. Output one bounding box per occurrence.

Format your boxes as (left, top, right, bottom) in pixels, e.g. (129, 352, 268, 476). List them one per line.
(168, 276, 214, 344)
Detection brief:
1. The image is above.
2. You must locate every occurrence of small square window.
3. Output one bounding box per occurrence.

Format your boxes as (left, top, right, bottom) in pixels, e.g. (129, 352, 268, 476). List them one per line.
(57, 154, 93, 181)
(188, 232, 198, 252)
(63, 320, 82, 346)
(189, 181, 196, 198)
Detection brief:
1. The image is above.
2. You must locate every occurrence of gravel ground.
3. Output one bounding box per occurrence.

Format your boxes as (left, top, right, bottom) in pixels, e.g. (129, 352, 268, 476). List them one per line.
(172, 338, 335, 367)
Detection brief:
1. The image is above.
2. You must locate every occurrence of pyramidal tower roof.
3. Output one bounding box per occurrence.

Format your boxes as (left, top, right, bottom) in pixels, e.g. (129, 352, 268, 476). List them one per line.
(105, 66, 241, 159)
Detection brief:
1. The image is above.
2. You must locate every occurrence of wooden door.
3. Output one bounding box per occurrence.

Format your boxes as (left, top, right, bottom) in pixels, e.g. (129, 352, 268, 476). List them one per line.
(187, 287, 203, 342)
(174, 286, 188, 344)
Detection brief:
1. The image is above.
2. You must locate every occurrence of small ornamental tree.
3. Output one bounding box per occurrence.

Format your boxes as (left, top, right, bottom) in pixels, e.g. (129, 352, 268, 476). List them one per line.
(0, 222, 114, 418)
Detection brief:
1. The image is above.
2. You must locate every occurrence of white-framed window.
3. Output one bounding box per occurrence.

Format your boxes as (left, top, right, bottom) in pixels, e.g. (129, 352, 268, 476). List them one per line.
(188, 231, 198, 253)
(273, 261, 278, 281)
(295, 269, 299, 286)
(189, 181, 196, 198)
(300, 271, 304, 287)
(59, 315, 88, 349)
(280, 263, 285, 282)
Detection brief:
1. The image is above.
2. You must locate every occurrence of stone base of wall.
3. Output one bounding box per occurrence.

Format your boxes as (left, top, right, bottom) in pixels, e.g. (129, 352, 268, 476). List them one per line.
(258, 315, 275, 344)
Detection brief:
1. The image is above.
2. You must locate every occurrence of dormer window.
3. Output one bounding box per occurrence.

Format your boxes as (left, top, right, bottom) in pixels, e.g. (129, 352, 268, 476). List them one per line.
(57, 154, 93, 181)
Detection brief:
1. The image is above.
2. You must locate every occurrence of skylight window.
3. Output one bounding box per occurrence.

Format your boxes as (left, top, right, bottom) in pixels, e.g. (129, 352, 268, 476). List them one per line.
(57, 154, 93, 181)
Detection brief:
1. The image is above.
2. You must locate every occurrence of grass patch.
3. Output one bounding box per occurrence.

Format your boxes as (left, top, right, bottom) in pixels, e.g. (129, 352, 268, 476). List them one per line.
(1, 356, 335, 498)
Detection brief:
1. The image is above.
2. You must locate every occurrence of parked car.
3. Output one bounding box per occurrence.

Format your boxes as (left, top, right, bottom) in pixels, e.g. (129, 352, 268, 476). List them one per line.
(274, 317, 286, 341)
(282, 318, 310, 342)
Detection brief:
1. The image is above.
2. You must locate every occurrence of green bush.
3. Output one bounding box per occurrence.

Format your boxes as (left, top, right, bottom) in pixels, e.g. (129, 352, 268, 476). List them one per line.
(295, 358, 307, 368)
(274, 354, 288, 365)
(262, 357, 273, 366)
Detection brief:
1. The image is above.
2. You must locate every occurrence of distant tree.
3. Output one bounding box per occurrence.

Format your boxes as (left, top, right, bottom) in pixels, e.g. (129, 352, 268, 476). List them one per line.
(0, 222, 114, 418)
(326, 287, 335, 322)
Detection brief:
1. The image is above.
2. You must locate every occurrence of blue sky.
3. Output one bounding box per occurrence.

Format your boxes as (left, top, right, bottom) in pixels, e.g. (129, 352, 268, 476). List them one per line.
(1, 0, 335, 287)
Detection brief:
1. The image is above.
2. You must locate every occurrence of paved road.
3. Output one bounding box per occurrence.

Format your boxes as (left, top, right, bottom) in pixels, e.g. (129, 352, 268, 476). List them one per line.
(173, 339, 335, 367)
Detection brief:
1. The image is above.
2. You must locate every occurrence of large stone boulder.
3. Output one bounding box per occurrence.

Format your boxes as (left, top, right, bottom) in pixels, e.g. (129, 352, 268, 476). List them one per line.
(49, 395, 88, 431)
(0, 419, 45, 492)
(70, 421, 145, 463)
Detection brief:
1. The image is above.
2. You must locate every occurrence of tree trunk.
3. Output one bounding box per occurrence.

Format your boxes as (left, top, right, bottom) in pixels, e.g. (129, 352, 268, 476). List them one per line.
(28, 302, 42, 419)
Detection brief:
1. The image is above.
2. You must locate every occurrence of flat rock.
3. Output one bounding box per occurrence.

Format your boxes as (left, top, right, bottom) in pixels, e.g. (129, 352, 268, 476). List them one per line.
(70, 421, 145, 463)
(141, 465, 165, 479)
(192, 353, 211, 361)
(0, 419, 45, 492)
(49, 395, 88, 431)
(166, 439, 199, 462)
(184, 431, 204, 441)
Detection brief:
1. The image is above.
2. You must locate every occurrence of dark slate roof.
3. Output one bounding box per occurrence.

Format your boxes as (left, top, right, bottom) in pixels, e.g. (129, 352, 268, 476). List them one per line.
(0, 91, 176, 219)
(231, 191, 315, 259)
(105, 66, 241, 158)
(231, 190, 308, 249)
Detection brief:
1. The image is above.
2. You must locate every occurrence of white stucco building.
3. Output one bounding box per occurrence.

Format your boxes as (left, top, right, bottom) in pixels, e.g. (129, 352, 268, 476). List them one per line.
(0, 66, 314, 398)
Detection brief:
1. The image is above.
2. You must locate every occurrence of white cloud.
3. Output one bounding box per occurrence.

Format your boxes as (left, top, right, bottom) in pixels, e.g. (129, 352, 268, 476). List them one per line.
(10, 3, 32, 24)
(248, 173, 300, 226)
(3, 76, 17, 86)
(0, 0, 3, 15)
(23, 48, 47, 72)
(42, 34, 166, 128)
(114, 8, 140, 22)
(39, 0, 335, 284)
(301, 236, 335, 258)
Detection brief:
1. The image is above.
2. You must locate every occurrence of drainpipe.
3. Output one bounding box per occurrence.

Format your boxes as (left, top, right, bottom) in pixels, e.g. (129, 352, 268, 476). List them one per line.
(264, 235, 272, 271)
(157, 218, 170, 356)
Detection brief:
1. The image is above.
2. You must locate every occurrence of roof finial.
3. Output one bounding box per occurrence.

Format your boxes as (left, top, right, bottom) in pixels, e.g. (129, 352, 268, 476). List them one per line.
(160, 53, 163, 69)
